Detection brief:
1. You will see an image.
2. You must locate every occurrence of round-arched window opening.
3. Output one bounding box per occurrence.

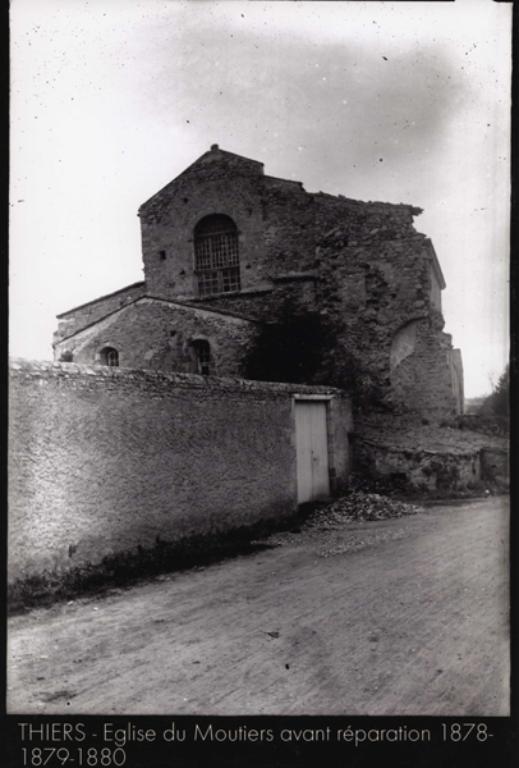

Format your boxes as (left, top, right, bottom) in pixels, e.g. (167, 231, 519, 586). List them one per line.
(59, 350, 73, 362)
(191, 339, 211, 376)
(194, 214, 240, 297)
(99, 347, 119, 367)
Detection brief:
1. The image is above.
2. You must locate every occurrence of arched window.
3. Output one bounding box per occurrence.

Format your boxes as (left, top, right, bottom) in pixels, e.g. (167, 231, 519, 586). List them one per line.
(59, 350, 73, 362)
(191, 339, 211, 375)
(194, 214, 240, 297)
(99, 347, 119, 367)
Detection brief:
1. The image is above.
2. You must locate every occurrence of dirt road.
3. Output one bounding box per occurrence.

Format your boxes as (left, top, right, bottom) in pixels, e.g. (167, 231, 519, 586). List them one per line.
(7, 497, 509, 715)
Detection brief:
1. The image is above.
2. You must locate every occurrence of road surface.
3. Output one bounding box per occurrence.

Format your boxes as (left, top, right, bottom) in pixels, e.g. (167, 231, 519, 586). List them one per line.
(7, 496, 509, 715)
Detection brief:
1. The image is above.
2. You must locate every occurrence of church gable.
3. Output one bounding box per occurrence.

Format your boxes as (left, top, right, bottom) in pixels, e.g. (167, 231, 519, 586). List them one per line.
(138, 144, 264, 218)
(53, 282, 146, 345)
(54, 296, 258, 377)
(138, 146, 273, 301)
(137, 144, 427, 308)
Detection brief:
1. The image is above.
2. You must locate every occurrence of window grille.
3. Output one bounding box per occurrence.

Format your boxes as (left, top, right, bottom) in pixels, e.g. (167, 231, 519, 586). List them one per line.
(222, 266, 241, 293)
(194, 214, 240, 296)
(198, 270, 219, 297)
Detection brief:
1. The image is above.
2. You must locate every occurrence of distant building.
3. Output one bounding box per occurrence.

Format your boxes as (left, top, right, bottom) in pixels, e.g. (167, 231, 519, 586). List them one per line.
(54, 144, 463, 420)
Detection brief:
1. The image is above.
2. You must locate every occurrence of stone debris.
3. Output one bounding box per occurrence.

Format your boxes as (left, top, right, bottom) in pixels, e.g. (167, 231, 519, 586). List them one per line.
(307, 492, 421, 529)
(264, 492, 421, 552)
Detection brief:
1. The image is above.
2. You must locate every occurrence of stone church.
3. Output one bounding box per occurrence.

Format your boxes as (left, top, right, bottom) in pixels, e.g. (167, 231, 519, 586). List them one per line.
(53, 144, 463, 421)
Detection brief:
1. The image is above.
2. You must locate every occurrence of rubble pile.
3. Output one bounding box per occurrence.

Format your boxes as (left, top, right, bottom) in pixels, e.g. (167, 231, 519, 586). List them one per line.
(263, 491, 422, 551)
(306, 491, 421, 530)
(261, 491, 422, 553)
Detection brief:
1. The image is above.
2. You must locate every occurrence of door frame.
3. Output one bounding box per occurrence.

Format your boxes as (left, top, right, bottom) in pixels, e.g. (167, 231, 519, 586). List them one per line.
(292, 394, 336, 504)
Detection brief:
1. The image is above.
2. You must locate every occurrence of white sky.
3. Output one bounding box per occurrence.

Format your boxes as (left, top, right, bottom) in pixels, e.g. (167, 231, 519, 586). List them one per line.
(10, 0, 511, 398)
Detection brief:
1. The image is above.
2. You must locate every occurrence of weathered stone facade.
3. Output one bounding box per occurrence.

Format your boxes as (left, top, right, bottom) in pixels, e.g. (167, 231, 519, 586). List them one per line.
(353, 438, 482, 492)
(54, 282, 146, 343)
(54, 144, 463, 420)
(54, 296, 259, 377)
(351, 415, 508, 492)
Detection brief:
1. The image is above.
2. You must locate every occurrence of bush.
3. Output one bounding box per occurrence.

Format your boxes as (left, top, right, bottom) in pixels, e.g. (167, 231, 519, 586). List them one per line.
(243, 311, 327, 384)
(243, 305, 387, 409)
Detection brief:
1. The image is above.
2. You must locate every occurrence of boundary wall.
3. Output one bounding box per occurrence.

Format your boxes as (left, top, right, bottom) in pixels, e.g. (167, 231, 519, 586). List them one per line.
(9, 360, 352, 584)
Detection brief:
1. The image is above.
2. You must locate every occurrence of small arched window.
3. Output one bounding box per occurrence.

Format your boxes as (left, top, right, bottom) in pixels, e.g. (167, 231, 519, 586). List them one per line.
(194, 214, 240, 297)
(191, 339, 211, 375)
(99, 346, 119, 367)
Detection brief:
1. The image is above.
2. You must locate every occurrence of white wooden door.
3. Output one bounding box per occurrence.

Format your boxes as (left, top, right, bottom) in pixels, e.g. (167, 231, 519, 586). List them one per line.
(295, 400, 330, 503)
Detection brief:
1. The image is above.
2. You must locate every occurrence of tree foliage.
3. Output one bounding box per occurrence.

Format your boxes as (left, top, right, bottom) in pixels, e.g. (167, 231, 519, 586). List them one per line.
(243, 312, 327, 384)
(243, 308, 387, 409)
(480, 363, 509, 429)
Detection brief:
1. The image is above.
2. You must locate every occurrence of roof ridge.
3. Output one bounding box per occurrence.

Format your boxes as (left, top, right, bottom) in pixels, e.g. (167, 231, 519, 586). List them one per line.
(55, 293, 260, 345)
(56, 282, 145, 318)
(138, 146, 265, 211)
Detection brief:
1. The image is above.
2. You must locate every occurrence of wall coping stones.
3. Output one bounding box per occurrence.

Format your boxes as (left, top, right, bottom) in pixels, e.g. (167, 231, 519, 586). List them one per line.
(264, 174, 305, 189)
(9, 358, 347, 400)
(312, 191, 423, 216)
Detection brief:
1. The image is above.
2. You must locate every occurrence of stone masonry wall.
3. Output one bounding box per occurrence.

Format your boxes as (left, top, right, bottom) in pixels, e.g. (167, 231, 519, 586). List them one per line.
(135, 146, 451, 410)
(313, 224, 460, 419)
(480, 447, 509, 486)
(138, 146, 420, 311)
(449, 348, 464, 414)
(353, 438, 481, 491)
(9, 360, 352, 584)
(53, 297, 259, 376)
(190, 277, 319, 322)
(139, 153, 271, 300)
(54, 146, 461, 423)
(54, 282, 146, 345)
(390, 323, 461, 421)
(351, 415, 507, 491)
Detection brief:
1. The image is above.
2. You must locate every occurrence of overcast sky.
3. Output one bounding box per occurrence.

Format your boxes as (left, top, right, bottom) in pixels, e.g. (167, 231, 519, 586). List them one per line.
(10, 0, 511, 398)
